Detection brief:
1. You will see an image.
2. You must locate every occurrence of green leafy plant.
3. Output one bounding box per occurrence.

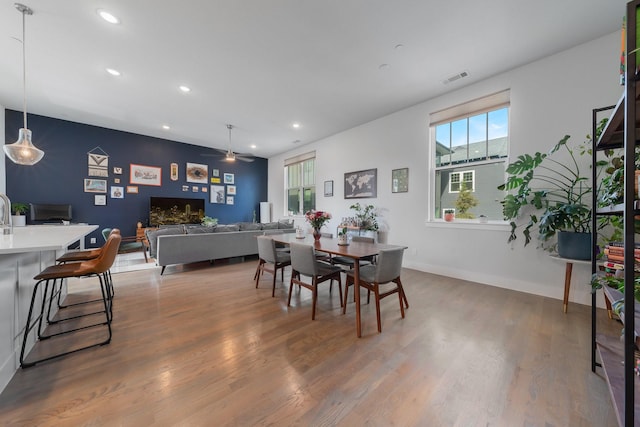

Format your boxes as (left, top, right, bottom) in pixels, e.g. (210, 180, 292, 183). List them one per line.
(443, 208, 455, 214)
(11, 202, 29, 215)
(591, 273, 640, 303)
(201, 216, 218, 227)
(350, 203, 378, 231)
(498, 134, 592, 247)
(455, 182, 478, 219)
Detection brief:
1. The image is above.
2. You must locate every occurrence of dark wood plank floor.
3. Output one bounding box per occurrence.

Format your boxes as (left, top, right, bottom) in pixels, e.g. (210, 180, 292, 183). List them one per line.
(0, 259, 619, 426)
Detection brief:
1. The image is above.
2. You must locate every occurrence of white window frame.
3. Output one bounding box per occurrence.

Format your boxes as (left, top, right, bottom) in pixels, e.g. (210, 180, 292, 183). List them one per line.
(284, 151, 316, 216)
(428, 90, 510, 223)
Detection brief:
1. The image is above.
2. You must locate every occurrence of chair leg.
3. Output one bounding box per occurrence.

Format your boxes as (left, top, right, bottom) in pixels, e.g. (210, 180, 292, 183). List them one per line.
(288, 271, 297, 307)
(396, 278, 409, 309)
(311, 278, 318, 320)
(374, 285, 382, 333)
(337, 275, 343, 308)
(271, 266, 278, 297)
(343, 276, 352, 314)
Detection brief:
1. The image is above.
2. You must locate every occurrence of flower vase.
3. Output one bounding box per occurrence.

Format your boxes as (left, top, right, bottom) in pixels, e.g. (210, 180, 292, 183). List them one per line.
(313, 228, 322, 241)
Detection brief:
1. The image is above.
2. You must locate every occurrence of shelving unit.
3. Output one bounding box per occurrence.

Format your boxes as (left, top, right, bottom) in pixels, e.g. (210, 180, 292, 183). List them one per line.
(591, 2, 640, 425)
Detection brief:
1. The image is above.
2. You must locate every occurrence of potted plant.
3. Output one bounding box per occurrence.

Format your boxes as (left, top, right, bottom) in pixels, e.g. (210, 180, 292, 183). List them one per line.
(201, 216, 218, 227)
(11, 202, 28, 227)
(349, 203, 378, 230)
(498, 134, 593, 259)
(337, 225, 349, 245)
(443, 209, 455, 222)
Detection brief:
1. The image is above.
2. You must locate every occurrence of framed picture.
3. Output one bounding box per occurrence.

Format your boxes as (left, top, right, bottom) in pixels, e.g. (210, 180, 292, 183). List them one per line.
(170, 163, 179, 181)
(192, 186, 199, 192)
(113, 167, 122, 175)
(324, 180, 334, 197)
(94, 194, 107, 206)
(227, 185, 236, 195)
(126, 186, 139, 194)
(186, 162, 208, 184)
(223, 173, 234, 184)
(212, 168, 220, 177)
(84, 179, 107, 193)
(110, 186, 124, 199)
(211, 177, 221, 184)
(114, 178, 120, 184)
(130, 164, 162, 186)
(211, 185, 225, 203)
(201, 186, 207, 193)
(226, 196, 234, 205)
(344, 168, 377, 199)
(392, 168, 409, 193)
(182, 185, 189, 192)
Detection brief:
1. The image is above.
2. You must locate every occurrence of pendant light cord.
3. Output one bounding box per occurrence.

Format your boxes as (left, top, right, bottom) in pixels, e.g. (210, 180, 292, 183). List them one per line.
(20, 5, 28, 130)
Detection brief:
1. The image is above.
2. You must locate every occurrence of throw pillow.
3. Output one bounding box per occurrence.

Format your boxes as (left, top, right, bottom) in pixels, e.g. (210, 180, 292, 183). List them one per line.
(239, 222, 262, 231)
(146, 227, 184, 258)
(261, 222, 279, 230)
(214, 224, 240, 233)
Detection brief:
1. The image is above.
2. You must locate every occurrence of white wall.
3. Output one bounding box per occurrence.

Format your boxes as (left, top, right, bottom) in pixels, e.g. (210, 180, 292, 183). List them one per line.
(268, 31, 622, 308)
(1, 105, 5, 193)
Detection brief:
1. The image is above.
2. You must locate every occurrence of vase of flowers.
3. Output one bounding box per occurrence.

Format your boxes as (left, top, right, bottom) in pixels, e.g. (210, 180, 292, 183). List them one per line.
(305, 210, 332, 241)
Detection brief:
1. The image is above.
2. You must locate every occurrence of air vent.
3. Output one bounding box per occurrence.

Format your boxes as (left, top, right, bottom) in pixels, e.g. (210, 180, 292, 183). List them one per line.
(442, 71, 469, 85)
(292, 139, 301, 144)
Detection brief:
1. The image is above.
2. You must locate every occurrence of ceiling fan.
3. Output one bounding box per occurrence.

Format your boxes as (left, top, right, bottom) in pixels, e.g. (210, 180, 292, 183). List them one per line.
(203, 124, 255, 162)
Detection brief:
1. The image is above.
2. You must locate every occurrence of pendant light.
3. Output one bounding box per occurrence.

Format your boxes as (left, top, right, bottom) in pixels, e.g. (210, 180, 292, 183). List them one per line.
(3, 3, 44, 166)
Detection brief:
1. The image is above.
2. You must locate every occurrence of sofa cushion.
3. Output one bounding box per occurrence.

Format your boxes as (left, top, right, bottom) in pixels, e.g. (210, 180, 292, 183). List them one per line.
(261, 222, 279, 230)
(214, 224, 240, 233)
(239, 222, 262, 231)
(146, 227, 184, 258)
(278, 219, 294, 229)
(185, 225, 216, 234)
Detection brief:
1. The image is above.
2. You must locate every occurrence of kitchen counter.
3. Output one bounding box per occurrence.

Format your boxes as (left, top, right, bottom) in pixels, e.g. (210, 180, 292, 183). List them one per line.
(0, 224, 98, 393)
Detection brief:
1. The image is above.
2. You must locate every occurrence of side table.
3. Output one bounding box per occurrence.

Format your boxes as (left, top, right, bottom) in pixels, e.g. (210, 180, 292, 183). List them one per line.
(550, 254, 591, 313)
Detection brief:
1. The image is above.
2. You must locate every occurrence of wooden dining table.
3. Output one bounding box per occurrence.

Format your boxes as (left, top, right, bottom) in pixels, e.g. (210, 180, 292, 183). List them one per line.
(269, 232, 405, 337)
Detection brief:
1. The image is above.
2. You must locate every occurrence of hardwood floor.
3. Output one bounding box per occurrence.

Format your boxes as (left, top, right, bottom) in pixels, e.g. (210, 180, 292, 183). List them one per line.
(0, 258, 619, 426)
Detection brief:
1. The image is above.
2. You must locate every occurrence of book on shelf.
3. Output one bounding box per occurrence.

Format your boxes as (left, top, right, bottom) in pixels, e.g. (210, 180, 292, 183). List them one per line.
(604, 245, 640, 257)
(605, 253, 640, 264)
(605, 241, 640, 249)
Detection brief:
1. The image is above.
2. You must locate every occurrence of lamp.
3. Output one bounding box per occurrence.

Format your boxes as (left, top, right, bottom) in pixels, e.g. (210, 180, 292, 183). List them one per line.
(3, 3, 44, 166)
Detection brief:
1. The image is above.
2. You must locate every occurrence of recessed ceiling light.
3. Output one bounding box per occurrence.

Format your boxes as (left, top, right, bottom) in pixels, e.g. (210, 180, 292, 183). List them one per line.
(97, 9, 120, 24)
(292, 123, 300, 129)
(106, 68, 121, 76)
(162, 125, 170, 130)
(250, 144, 257, 149)
(179, 85, 191, 93)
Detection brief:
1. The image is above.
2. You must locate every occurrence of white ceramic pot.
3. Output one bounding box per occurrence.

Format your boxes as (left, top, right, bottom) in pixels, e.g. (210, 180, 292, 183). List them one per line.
(11, 215, 26, 227)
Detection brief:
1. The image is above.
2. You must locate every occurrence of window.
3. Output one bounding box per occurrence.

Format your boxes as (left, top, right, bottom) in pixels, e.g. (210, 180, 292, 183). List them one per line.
(449, 170, 475, 193)
(285, 151, 316, 215)
(431, 90, 509, 220)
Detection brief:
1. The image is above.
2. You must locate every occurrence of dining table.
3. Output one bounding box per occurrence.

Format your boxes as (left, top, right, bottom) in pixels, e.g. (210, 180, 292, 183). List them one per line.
(268, 232, 405, 337)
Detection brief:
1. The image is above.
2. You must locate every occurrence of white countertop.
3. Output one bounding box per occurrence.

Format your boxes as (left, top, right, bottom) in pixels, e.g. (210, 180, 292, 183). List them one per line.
(0, 224, 98, 254)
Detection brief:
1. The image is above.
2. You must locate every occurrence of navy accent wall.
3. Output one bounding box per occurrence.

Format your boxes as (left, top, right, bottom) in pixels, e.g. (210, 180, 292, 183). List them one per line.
(4, 110, 268, 247)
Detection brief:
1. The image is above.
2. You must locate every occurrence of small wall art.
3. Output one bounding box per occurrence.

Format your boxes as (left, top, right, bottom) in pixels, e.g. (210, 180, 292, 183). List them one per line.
(211, 185, 225, 203)
(87, 147, 109, 177)
(186, 162, 208, 184)
(223, 173, 234, 184)
(324, 180, 334, 197)
(226, 196, 234, 205)
(212, 168, 220, 177)
(344, 168, 377, 199)
(110, 186, 124, 199)
(84, 179, 107, 193)
(126, 186, 139, 194)
(170, 163, 179, 181)
(227, 185, 236, 195)
(392, 168, 409, 193)
(94, 194, 107, 206)
(130, 164, 161, 186)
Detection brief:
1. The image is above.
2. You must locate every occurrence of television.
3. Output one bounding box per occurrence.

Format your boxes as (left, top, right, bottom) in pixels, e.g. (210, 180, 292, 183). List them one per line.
(149, 197, 205, 226)
(30, 203, 73, 222)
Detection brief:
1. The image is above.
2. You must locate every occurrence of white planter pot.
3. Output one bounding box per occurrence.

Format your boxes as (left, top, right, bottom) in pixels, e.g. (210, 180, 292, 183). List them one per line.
(11, 215, 26, 227)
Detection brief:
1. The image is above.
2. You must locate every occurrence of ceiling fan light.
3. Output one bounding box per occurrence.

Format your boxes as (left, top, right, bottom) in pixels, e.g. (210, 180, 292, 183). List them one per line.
(4, 128, 44, 165)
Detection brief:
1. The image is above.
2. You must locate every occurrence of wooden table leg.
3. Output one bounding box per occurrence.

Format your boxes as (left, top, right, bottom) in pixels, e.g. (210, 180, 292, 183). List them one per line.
(355, 261, 361, 337)
(563, 262, 573, 313)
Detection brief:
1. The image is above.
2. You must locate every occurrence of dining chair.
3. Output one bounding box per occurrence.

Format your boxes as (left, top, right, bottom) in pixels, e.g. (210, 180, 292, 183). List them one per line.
(288, 242, 343, 320)
(255, 235, 291, 297)
(344, 247, 407, 333)
(331, 235, 376, 270)
(102, 227, 148, 262)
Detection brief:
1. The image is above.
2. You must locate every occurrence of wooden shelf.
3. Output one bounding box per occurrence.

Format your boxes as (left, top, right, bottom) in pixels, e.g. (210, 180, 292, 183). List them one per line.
(596, 201, 640, 215)
(597, 83, 640, 150)
(595, 333, 640, 427)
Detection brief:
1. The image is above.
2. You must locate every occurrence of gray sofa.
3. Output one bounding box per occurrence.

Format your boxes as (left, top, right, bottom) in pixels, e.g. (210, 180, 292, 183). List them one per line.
(146, 221, 295, 274)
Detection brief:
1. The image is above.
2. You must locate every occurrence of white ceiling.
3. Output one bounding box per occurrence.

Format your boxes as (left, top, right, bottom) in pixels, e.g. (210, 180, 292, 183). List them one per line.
(0, 1, 627, 158)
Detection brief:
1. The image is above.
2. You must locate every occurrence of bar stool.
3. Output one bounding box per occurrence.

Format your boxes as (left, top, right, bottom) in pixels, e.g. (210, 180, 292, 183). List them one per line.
(20, 233, 121, 368)
(49, 229, 120, 317)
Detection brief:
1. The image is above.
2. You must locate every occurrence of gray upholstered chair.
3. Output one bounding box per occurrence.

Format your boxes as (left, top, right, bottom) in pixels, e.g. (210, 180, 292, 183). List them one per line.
(255, 235, 291, 297)
(344, 247, 407, 333)
(331, 235, 376, 270)
(288, 242, 342, 320)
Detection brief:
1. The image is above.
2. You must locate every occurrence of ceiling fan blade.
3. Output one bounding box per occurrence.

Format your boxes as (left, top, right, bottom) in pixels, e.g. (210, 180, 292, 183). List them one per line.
(236, 155, 255, 162)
